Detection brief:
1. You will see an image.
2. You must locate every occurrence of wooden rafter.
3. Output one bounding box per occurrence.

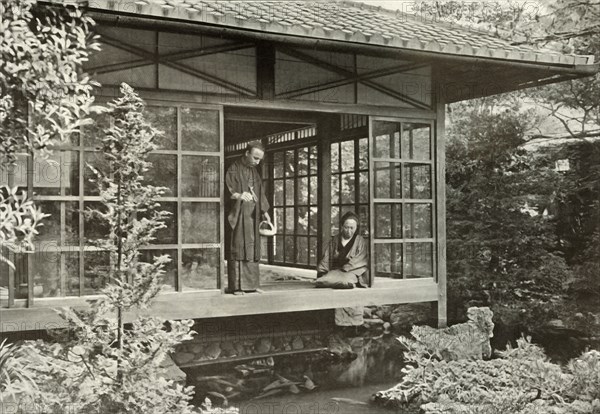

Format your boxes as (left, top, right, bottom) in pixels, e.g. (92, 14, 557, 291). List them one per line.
(97, 34, 256, 96)
(88, 41, 255, 74)
(279, 47, 431, 110)
(278, 62, 428, 99)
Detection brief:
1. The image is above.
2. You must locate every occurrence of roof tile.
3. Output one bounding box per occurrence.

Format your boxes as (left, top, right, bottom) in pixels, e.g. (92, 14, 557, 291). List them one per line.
(81, 0, 595, 66)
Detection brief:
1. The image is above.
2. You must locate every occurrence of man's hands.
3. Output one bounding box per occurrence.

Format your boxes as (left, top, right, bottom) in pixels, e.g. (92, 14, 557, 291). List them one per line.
(239, 192, 254, 202)
(263, 211, 271, 224)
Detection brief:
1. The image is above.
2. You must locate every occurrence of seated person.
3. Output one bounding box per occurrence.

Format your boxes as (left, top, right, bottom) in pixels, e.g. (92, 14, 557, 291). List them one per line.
(316, 212, 368, 289)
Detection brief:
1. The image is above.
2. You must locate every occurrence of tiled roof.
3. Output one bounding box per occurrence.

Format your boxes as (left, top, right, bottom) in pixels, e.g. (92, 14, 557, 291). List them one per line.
(84, 0, 595, 66)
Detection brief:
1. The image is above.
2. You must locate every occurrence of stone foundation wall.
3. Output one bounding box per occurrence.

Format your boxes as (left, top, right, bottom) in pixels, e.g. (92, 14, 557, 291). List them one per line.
(171, 303, 434, 402)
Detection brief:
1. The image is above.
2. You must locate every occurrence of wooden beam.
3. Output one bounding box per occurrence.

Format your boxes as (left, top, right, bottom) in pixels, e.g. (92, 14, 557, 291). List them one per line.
(316, 115, 336, 264)
(278, 63, 429, 100)
(256, 42, 276, 100)
(96, 85, 437, 119)
(99, 34, 256, 97)
(0, 279, 439, 331)
(434, 74, 447, 329)
(88, 13, 597, 77)
(279, 48, 431, 110)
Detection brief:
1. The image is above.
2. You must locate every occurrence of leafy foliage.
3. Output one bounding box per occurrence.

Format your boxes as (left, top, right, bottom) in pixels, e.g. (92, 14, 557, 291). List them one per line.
(9, 84, 215, 413)
(445, 103, 571, 328)
(0, 0, 101, 267)
(0, 339, 38, 404)
(375, 316, 600, 413)
(0, 186, 48, 268)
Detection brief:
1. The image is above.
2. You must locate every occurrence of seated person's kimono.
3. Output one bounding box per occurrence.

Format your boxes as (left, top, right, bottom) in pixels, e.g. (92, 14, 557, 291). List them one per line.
(316, 231, 368, 289)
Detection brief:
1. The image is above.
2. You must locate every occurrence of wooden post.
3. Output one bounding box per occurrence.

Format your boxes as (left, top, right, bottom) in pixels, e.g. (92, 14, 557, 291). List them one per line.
(316, 115, 337, 263)
(256, 42, 275, 100)
(435, 76, 447, 328)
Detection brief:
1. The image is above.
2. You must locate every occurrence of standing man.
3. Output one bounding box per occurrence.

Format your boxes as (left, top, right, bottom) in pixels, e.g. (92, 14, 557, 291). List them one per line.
(225, 141, 271, 295)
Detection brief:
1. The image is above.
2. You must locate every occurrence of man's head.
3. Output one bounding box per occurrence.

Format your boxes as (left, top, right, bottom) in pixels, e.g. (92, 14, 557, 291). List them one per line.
(244, 141, 265, 167)
(340, 212, 359, 240)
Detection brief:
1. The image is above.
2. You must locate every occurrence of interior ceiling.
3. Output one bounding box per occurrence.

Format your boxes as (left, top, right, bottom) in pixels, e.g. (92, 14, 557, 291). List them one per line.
(224, 107, 316, 146)
(225, 120, 310, 145)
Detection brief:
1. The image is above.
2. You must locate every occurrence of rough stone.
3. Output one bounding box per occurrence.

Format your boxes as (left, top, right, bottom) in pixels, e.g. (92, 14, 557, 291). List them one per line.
(159, 354, 187, 383)
(234, 342, 245, 356)
(189, 343, 204, 355)
(292, 336, 304, 350)
(389, 303, 431, 331)
(220, 341, 235, 357)
(256, 338, 272, 354)
(204, 342, 221, 359)
(173, 352, 194, 365)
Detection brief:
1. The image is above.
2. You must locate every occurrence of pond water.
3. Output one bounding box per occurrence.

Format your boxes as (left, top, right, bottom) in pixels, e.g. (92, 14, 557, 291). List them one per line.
(233, 381, 415, 414)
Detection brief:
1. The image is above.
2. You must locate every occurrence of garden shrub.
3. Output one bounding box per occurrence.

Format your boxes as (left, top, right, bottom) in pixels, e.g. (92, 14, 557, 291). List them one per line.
(374, 309, 600, 414)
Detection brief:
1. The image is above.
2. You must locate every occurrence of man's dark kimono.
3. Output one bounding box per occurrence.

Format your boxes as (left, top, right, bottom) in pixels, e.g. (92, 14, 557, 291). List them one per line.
(225, 157, 269, 292)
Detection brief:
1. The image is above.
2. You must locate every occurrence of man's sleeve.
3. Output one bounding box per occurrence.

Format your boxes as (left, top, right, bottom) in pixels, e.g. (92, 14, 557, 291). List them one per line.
(225, 164, 237, 197)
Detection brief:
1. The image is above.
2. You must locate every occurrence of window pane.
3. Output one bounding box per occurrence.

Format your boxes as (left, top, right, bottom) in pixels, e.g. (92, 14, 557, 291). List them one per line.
(297, 207, 308, 235)
(309, 145, 318, 174)
(147, 154, 177, 197)
(64, 252, 80, 297)
(145, 106, 177, 150)
(374, 204, 402, 239)
(285, 207, 294, 233)
(284, 236, 294, 262)
(331, 206, 339, 236)
(403, 204, 432, 239)
(358, 137, 368, 170)
(297, 177, 308, 204)
(30, 250, 61, 298)
(331, 174, 339, 204)
(181, 203, 219, 244)
(151, 202, 177, 245)
(374, 243, 402, 278)
(140, 249, 176, 291)
(84, 152, 109, 196)
(373, 121, 401, 159)
(285, 150, 295, 177)
(402, 123, 431, 160)
(359, 171, 368, 203)
(309, 176, 317, 205)
(83, 111, 110, 148)
(84, 251, 110, 294)
(297, 237, 308, 264)
(285, 179, 294, 205)
(309, 206, 318, 235)
(182, 156, 220, 198)
(340, 140, 355, 172)
(402, 164, 431, 199)
(37, 201, 79, 245)
(274, 207, 284, 233)
(374, 162, 401, 199)
(274, 237, 283, 262)
(34, 151, 79, 196)
(404, 243, 433, 278)
(12, 154, 28, 188)
(309, 236, 317, 265)
(297, 147, 308, 176)
(181, 108, 219, 152)
(340, 172, 355, 204)
(331, 142, 339, 173)
(274, 179, 284, 206)
(358, 205, 369, 238)
(84, 201, 109, 243)
(182, 248, 219, 290)
(273, 152, 284, 178)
